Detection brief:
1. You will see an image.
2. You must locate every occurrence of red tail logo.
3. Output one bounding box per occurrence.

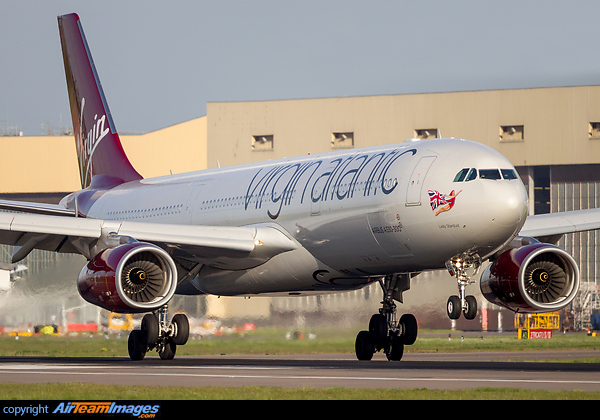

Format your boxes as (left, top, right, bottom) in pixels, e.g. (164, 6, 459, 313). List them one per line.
(77, 97, 112, 187)
(58, 13, 142, 189)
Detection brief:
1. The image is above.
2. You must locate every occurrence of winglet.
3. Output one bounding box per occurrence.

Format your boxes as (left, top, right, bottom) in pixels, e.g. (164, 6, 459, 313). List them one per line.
(58, 13, 142, 189)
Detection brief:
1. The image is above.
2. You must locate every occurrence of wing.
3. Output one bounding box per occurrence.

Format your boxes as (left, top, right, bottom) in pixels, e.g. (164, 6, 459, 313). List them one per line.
(0, 199, 76, 216)
(0, 212, 297, 269)
(519, 208, 600, 242)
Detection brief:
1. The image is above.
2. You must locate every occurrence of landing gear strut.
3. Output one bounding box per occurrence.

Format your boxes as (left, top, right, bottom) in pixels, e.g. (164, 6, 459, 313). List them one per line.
(355, 273, 418, 361)
(127, 305, 190, 361)
(445, 253, 480, 320)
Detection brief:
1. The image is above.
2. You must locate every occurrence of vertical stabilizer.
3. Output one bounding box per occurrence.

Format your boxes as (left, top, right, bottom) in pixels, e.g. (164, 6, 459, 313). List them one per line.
(58, 13, 142, 189)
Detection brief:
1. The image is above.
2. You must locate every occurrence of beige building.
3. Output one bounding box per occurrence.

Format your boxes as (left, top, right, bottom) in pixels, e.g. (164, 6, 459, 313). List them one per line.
(3, 85, 600, 328)
(0, 116, 207, 197)
(207, 86, 600, 168)
(5, 85, 600, 198)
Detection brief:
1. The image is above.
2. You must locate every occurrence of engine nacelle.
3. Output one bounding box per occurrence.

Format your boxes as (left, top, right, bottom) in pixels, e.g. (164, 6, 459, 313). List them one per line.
(480, 243, 580, 313)
(77, 242, 178, 313)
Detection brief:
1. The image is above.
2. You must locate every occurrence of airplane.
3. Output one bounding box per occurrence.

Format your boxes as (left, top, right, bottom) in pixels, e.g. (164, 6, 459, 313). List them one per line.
(0, 12, 597, 361)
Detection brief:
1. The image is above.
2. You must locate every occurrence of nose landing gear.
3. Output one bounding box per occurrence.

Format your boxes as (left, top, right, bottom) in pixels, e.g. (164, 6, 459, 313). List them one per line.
(355, 273, 418, 361)
(445, 253, 481, 320)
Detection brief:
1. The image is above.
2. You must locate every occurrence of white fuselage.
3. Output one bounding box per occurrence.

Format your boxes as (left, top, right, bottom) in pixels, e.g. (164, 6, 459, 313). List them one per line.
(84, 138, 529, 296)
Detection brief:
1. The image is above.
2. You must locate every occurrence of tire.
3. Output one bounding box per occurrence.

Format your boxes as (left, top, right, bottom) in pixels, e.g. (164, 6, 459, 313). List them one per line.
(128, 330, 146, 361)
(141, 313, 159, 347)
(386, 336, 404, 361)
(172, 314, 190, 345)
(368, 313, 387, 346)
(463, 295, 478, 320)
(159, 339, 177, 360)
(447, 295, 462, 320)
(399, 313, 418, 345)
(355, 330, 375, 361)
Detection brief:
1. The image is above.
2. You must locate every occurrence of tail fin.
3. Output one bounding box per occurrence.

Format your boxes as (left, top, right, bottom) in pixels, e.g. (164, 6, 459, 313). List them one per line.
(58, 13, 142, 189)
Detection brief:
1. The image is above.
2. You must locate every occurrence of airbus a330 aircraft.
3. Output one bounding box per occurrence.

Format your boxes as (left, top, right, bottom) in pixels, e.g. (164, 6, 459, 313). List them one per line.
(1, 13, 598, 361)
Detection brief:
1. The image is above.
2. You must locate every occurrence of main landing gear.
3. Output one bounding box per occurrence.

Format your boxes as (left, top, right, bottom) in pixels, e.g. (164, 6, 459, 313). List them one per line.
(355, 274, 417, 361)
(128, 305, 190, 361)
(445, 253, 481, 320)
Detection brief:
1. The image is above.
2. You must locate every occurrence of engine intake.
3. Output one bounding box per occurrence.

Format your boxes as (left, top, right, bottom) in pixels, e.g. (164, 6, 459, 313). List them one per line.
(480, 243, 579, 313)
(78, 242, 177, 313)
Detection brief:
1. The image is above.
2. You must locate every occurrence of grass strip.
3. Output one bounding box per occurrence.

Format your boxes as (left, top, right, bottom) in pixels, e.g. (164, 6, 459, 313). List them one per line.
(1, 329, 599, 357)
(1, 383, 599, 400)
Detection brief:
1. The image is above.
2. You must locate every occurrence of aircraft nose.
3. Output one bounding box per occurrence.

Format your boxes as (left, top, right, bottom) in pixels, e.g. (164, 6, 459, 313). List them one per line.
(487, 182, 528, 229)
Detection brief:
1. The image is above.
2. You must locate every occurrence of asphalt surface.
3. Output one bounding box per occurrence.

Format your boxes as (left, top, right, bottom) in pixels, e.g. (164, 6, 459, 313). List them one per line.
(1, 351, 600, 391)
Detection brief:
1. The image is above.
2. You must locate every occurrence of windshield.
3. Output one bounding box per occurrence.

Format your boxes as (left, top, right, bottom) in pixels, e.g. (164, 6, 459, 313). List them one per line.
(479, 169, 501, 180)
(454, 168, 518, 182)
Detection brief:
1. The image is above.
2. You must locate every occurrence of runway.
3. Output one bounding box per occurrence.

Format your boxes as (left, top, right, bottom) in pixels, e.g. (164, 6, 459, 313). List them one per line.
(1, 351, 600, 392)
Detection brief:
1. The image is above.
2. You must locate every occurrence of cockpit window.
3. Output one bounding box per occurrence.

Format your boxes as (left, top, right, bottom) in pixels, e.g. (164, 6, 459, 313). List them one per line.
(501, 169, 518, 180)
(454, 167, 518, 182)
(479, 169, 501, 180)
(465, 168, 478, 181)
(453, 168, 470, 182)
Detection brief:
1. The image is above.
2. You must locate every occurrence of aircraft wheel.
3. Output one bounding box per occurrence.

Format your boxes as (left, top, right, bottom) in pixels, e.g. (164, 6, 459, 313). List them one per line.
(447, 295, 462, 319)
(355, 331, 375, 361)
(386, 335, 404, 361)
(369, 313, 387, 346)
(159, 339, 177, 360)
(172, 313, 190, 345)
(400, 313, 418, 345)
(128, 330, 146, 361)
(463, 295, 478, 320)
(141, 313, 159, 347)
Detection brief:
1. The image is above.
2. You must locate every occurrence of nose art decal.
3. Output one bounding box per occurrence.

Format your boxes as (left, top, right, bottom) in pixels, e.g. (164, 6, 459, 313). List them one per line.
(428, 189, 461, 216)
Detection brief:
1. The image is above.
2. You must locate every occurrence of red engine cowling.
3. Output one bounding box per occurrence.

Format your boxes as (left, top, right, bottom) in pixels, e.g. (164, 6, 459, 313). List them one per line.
(480, 243, 580, 313)
(77, 242, 178, 313)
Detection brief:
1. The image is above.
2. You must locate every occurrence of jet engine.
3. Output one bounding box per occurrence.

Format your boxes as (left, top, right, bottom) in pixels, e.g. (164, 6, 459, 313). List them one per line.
(480, 243, 579, 313)
(77, 242, 178, 313)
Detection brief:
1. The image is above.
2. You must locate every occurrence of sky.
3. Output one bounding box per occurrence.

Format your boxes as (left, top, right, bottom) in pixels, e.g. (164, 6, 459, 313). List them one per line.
(2, 0, 600, 136)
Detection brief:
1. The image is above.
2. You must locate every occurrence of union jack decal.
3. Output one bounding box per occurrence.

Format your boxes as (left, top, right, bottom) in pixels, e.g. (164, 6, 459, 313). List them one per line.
(428, 189, 461, 216)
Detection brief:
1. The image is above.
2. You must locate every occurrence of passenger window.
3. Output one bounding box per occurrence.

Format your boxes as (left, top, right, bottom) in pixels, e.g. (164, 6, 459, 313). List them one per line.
(501, 169, 517, 180)
(479, 169, 502, 180)
(453, 168, 470, 182)
(465, 168, 478, 181)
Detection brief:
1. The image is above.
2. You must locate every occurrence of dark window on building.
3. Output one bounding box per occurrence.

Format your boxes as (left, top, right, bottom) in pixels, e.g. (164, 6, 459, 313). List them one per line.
(500, 125, 524, 142)
(534, 165, 550, 214)
(414, 128, 439, 140)
(252, 135, 274, 150)
(332, 132, 354, 148)
(589, 122, 600, 139)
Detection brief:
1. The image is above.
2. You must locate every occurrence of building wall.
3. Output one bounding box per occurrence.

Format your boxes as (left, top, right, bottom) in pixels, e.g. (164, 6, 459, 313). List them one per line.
(207, 86, 600, 169)
(122, 116, 207, 179)
(0, 116, 207, 194)
(5, 86, 600, 193)
(0, 136, 79, 193)
(551, 164, 600, 285)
